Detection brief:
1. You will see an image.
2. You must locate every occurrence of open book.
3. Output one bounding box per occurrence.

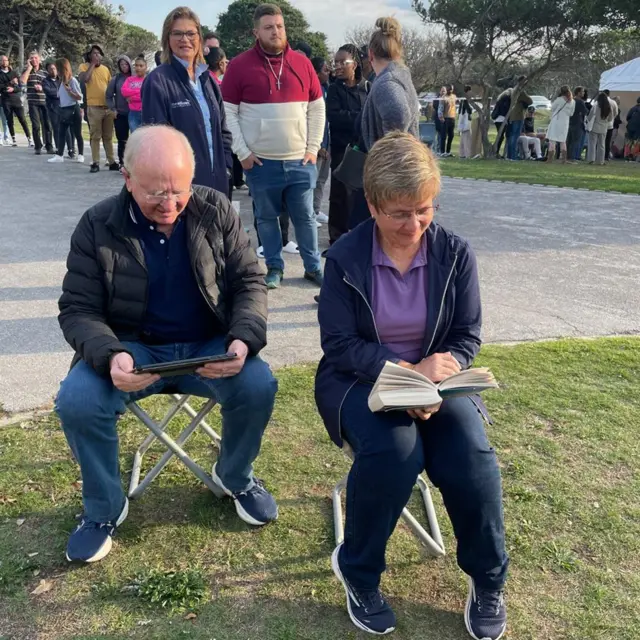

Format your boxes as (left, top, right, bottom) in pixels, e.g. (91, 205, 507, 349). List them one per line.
(368, 361, 499, 413)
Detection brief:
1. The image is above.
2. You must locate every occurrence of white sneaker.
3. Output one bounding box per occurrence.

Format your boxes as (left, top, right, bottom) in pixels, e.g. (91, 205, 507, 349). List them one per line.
(256, 246, 265, 259)
(316, 212, 329, 223)
(48, 155, 64, 163)
(28, 138, 34, 147)
(283, 241, 300, 254)
(1, 137, 9, 147)
(315, 220, 322, 228)
(76, 154, 85, 163)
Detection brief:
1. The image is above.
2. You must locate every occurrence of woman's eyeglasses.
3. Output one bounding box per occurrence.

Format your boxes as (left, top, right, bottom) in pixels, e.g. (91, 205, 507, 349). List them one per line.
(379, 204, 440, 223)
(334, 60, 355, 67)
(170, 30, 199, 41)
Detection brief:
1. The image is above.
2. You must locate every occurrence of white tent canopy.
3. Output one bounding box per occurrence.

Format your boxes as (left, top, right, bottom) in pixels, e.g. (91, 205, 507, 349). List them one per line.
(600, 56, 640, 92)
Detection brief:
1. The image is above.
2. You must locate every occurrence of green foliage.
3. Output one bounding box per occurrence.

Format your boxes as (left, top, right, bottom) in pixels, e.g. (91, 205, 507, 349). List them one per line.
(103, 23, 159, 69)
(215, 0, 328, 59)
(130, 568, 208, 612)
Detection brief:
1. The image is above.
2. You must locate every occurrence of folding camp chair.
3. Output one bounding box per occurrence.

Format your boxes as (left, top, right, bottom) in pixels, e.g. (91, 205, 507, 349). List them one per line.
(332, 442, 446, 558)
(127, 394, 221, 499)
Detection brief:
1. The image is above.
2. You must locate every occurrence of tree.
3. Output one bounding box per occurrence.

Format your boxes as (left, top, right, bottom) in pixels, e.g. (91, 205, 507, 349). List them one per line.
(215, 0, 329, 59)
(345, 23, 451, 92)
(412, 0, 639, 158)
(103, 23, 159, 67)
(1, 0, 122, 68)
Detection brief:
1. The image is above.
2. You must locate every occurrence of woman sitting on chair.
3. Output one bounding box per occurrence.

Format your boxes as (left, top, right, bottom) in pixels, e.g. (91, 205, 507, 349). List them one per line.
(315, 132, 508, 640)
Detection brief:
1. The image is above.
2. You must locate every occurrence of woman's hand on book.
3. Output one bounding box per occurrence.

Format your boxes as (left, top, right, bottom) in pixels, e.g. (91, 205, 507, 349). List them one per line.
(414, 352, 461, 383)
(408, 407, 437, 421)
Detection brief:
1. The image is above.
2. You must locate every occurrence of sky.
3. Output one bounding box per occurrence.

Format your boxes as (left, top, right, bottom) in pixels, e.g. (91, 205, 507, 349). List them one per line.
(119, 0, 426, 49)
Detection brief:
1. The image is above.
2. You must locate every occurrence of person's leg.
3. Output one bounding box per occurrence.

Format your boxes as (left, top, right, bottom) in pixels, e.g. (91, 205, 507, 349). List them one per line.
(0, 104, 7, 140)
(313, 152, 330, 214)
(597, 132, 606, 164)
(113, 112, 128, 163)
(421, 397, 508, 590)
(56, 114, 70, 157)
(3, 103, 15, 138)
(48, 107, 59, 150)
(128, 110, 141, 133)
(245, 159, 286, 272)
(495, 122, 505, 155)
(339, 382, 425, 590)
(279, 208, 290, 246)
(173, 336, 278, 493)
(72, 105, 84, 156)
(15, 106, 31, 140)
(232, 153, 244, 187)
(87, 106, 103, 164)
(439, 120, 446, 154)
(446, 118, 455, 153)
(103, 110, 117, 165)
(587, 131, 596, 162)
(55, 342, 167, 522)
(348, 187, 371, 231)
(282, 160, 321, 274)
(460, 130, 471, 157)
(28, 103, 42, 149)
(605, 128, 613, 160)
(532, 137, 542, 159)
(40, 104, 53, 151)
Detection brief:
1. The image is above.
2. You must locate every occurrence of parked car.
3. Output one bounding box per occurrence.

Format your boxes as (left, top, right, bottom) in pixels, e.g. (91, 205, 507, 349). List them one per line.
(530, 95, 552, 110)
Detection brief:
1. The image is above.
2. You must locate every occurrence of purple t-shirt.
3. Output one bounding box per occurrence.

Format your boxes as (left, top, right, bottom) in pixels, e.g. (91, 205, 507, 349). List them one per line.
(371, 226, 428, 364)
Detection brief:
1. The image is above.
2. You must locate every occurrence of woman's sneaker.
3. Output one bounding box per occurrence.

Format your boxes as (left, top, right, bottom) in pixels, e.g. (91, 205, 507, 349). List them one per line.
(66, 499, 129, 563)
(331, 543, 396, 635)
(265, 268, 284, 289)
(211, 464, 278, 526)
(465, 578, 507, 640)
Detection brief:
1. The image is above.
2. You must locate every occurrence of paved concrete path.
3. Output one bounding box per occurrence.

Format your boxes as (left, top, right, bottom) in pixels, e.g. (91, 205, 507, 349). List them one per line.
(2, 142, 640, 412)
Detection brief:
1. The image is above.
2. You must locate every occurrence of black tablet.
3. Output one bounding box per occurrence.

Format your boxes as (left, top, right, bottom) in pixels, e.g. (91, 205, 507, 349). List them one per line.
(134, 353, 237, 377)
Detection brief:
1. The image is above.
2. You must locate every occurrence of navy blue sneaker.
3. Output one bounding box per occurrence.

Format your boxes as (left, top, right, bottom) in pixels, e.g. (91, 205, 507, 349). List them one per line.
(211, 465, 278, 526)
(465, 578, 507, 640)
(331, 543, 396, 635)
(66, 499, 129, 563)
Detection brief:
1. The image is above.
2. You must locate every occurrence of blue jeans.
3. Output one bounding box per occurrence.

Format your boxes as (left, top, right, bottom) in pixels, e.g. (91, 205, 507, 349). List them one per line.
(128, 110, 142, 133)
(0, 105, 8, 137)
(55, 336, 277, 523)
(507, 120, 523, 159)
(245, 158, 321, 273)
(339, 383, 508, 591)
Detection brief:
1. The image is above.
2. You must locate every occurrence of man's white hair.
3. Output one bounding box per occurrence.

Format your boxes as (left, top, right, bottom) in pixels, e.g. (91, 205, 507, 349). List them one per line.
(123, 125, 196, 179)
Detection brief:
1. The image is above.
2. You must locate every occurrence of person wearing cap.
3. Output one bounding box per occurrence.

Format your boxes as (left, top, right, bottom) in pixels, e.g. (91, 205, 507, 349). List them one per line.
(78, 44, 118, 173)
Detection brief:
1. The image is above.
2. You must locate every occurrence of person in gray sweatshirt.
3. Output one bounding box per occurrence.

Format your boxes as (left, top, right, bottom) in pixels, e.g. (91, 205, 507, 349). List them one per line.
(106, 54, 131, 166)
(349, 16, 420, 228)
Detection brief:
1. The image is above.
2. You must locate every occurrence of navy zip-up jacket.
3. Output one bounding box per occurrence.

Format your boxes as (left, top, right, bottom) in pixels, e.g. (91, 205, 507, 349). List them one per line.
(315, 218, 484, 446)
(141, 57, 233, 193)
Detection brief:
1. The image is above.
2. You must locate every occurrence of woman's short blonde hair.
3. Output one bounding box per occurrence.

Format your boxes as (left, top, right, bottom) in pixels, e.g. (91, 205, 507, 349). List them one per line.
(160, 6, 205, 65)
(364, 132, 441, 209)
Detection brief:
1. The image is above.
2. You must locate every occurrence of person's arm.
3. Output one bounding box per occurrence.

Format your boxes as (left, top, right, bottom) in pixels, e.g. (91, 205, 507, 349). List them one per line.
(326, 84, 358, 131)
(42, 77, 58, 100)
(318, 257, 406, 382)
(221, 59, 252, 161)
(78, 62, 95, 85)
(105, 76, 117, 111)
(377, 80, 413, 135)
(58, 212, 133, 377)
(520, 90, 533, 107)
(141, 69, 170, 125)
(120, 76, 134, 100)
(19, 64, 31, 85)
(214, 193, 268, 355)
(209, 77, 233, 170)
(305, 63, 325, 157)
(67, 78, 82, 101)
(437, 241, 482, 368)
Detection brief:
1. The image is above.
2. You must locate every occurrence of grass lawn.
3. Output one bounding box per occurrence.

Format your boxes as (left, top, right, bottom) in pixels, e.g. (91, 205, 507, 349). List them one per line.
(1, 338, 640, 639)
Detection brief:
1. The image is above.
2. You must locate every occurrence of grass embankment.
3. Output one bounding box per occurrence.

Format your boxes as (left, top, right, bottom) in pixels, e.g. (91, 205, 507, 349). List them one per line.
(1, 338, 639, 639)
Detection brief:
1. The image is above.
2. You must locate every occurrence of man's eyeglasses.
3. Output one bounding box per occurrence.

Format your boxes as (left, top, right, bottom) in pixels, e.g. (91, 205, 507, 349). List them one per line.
(126, 172, 193, 204)
(170, 30, 199, 41)
(379, 204, 440, 223)
(334, 60, 355, 67)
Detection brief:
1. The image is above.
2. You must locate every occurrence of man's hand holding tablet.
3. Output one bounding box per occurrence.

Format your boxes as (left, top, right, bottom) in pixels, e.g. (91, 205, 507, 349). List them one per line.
(196, 339, 249, 379)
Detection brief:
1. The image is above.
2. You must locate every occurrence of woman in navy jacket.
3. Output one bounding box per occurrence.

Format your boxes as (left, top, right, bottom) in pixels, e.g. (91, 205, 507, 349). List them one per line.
(315, 132, 508, 640)
(142, 7, 232, 194)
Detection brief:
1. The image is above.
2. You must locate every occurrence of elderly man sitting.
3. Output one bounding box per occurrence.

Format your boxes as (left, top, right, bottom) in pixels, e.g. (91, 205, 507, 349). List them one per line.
(55, 125, 278, 564)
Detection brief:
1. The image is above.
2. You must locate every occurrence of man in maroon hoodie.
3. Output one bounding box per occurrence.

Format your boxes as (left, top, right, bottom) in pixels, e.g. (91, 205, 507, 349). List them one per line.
(222, 3, 325, 290)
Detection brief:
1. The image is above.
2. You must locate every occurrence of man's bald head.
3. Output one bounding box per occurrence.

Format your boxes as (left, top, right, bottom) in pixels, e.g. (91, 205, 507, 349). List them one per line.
(123, 125, 195, 180)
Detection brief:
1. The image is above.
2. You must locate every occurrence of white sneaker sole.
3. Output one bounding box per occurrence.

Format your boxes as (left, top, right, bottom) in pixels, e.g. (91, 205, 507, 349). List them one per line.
(464, 577, 506, 640)
(210, 465, 274, 527)
(65, 498, 129, 563)
(331, 545, 395, 636)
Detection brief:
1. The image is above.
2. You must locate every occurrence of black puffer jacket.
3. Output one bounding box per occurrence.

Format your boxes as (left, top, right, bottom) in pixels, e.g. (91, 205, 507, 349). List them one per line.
(59, 186, 267, 376)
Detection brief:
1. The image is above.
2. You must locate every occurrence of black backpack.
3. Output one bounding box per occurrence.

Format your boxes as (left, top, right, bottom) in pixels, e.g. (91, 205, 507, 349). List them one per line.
(492, 92, 511, 120)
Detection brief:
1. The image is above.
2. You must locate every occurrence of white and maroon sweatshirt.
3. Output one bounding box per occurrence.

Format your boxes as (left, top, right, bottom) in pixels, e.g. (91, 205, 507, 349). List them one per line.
(222, 43, 326, 161)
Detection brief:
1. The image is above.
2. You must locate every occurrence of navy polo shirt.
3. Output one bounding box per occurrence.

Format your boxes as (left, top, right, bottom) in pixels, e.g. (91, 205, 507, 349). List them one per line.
(130, 200, 220, 343)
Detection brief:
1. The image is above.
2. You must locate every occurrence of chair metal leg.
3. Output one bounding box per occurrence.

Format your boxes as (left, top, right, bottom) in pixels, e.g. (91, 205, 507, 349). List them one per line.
(332, 472, 446, 557)
(127, 397, 221, 499)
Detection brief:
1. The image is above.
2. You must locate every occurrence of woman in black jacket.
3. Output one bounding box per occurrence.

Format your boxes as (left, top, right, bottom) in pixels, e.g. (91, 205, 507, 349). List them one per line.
(326, 44, 368, 245)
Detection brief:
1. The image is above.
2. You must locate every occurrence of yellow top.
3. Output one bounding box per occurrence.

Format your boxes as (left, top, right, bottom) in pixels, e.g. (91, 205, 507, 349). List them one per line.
(78, 63, 111, 107)
(443, 94, 457, 119)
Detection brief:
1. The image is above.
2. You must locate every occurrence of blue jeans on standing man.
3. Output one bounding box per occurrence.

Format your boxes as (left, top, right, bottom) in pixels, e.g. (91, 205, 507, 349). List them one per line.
(128, 110, 142, 133)
(55, 335, 277, 524)
(338, 383, 509, 592)
(245, 158, 321, 274)
(506, 120, 524, 159)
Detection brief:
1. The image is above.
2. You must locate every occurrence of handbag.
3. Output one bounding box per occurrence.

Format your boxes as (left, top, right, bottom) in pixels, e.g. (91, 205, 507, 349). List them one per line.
(333, 143, 367, 190)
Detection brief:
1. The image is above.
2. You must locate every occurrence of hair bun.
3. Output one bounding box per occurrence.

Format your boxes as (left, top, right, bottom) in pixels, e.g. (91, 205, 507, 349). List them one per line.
(375, 17, 401, 40)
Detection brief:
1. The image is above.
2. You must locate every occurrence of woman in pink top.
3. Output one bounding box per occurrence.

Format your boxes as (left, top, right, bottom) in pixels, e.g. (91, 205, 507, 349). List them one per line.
(204, 47, 227, 85)
(120, 55, 147, 132)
